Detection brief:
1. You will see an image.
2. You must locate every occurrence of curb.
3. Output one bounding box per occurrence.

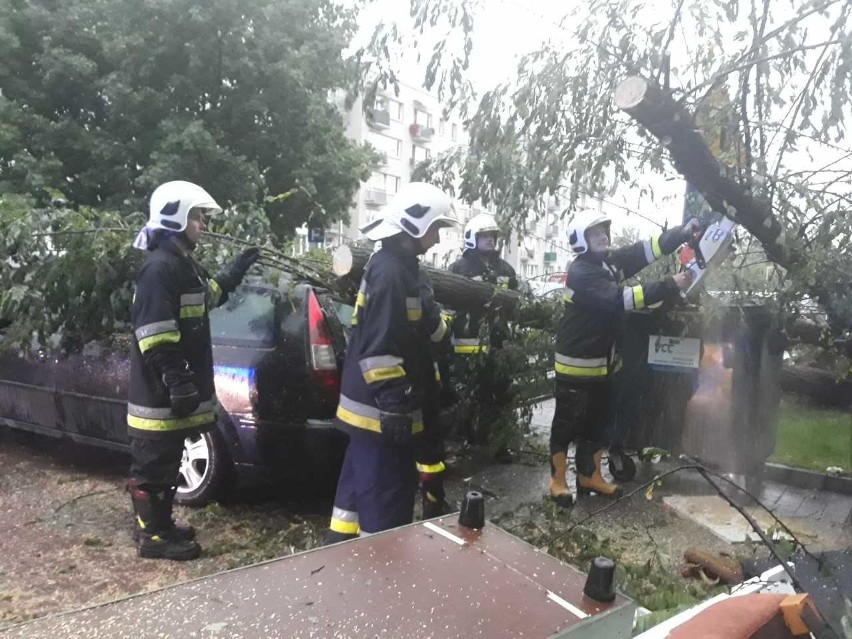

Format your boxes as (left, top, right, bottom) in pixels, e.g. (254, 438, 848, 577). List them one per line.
(763, 462, 852, 496)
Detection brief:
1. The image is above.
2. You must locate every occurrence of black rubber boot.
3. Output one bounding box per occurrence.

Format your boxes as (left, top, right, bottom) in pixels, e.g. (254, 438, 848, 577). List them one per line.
(162, 486, 197, 541)
(129, 483, 201, 561)
(325, 530, 358, 545)
(128, 480, 195, 542)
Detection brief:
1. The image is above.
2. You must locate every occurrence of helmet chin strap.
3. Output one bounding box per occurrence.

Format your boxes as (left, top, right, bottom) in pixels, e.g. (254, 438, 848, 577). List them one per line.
(383, 233, 421, 256)
(174, 232, 196, 253)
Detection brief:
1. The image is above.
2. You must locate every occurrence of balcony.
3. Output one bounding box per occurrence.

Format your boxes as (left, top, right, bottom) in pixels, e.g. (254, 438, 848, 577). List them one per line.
(519, 247, 536, 262)
(364, 188, 388, 207)
(367, 108, 391, 130)
(409, 123, 434, 143)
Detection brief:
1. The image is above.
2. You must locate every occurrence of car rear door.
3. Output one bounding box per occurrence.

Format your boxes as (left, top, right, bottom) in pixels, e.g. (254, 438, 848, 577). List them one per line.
(53, 339, 130, 448)
(0, 331, 59, 437)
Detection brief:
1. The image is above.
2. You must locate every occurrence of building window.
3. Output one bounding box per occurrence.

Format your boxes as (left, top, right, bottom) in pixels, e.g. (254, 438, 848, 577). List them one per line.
(451, 123, 458, 141)
(375, 95, 403, 121)
(369, 171, 400, 194)
(438, 119, 446, 135)
(368, 132, 402, 159)
(411, 145, 431, 164)
(414, 108, 432, 128)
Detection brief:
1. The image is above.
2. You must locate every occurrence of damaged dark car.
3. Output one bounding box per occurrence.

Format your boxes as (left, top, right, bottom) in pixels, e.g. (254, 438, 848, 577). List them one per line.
(0, 277, 351, 505)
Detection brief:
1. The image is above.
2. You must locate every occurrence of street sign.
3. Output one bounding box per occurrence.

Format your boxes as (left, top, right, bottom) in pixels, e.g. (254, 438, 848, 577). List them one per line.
(648, 335, 701, 371)
(308, 227, 324, 243)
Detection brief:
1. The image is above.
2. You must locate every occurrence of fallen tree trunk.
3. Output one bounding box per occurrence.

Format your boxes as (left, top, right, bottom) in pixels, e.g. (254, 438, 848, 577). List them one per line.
(614, 76, 798, 270)
(614, 76, 851, 341)
(780, 364, 852, 408)
(331, 244, 523, 315)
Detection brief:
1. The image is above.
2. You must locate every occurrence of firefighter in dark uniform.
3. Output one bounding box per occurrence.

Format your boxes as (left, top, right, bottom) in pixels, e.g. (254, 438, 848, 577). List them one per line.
(548, 209, 697, 507)
(128, 180, 259, 560)
(327, 182, 458, 542)
(448, 213, 518, 453)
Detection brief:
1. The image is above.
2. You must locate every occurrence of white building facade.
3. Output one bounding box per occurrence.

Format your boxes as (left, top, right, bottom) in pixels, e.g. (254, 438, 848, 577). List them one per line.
(303, 81, 578, 285)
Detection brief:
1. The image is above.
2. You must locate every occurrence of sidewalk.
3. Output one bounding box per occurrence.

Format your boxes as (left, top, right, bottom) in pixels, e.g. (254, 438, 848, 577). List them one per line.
(444, 397, 851, 541)
(528, 397, 852, 525)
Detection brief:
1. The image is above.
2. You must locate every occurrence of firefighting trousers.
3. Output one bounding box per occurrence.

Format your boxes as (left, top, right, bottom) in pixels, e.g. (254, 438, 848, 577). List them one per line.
(549, 380, 611, 477)
(129, 435, 185, 493)
(328, 434, 419, 539)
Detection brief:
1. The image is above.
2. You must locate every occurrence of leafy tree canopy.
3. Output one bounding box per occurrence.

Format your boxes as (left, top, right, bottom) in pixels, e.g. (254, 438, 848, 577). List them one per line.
(0, 0, 379, 238)
(396, 0, 852, 332)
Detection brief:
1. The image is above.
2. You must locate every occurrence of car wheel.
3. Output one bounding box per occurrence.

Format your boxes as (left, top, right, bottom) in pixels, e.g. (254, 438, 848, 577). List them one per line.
(175, 429, 229, 507)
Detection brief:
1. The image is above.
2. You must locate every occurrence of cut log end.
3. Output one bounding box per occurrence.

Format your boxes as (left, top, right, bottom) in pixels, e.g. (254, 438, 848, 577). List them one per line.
(614, 76, 650, 111)
(332, 245, 354, 277)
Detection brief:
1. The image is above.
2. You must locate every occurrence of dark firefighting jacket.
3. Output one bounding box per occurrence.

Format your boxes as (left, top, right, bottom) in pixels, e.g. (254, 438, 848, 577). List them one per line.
(555, 227, 688, 383)
(448, 251, 518, 354)
(336, 244, 432, 440)
(127, 240, 236, 437)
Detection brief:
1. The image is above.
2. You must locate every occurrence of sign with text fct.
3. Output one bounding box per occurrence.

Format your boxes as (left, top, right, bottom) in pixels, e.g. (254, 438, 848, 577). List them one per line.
(647, 335, 701, 371)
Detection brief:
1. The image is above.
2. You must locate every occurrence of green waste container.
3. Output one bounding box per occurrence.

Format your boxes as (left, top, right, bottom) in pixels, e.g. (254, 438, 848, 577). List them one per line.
(608, 303, 784, 481)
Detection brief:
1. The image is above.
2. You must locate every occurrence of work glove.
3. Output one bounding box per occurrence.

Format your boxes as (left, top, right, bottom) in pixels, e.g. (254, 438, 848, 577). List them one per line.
(681, 218, 704, 243)
(227, 247, 261, 282)
(162, 366, 200, 417)
(379, 411, 414, 446)
(168, 380, 200, 417)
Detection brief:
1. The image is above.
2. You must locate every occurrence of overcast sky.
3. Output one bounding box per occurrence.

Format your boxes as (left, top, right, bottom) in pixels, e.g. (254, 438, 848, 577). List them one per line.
(351, 0, 688, 236)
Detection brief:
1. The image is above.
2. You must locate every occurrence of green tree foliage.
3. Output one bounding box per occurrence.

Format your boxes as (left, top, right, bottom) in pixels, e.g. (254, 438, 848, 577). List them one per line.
(401, 0, 852, 333)
(0, 0, 378, 238)
(0, 192, 273, 351)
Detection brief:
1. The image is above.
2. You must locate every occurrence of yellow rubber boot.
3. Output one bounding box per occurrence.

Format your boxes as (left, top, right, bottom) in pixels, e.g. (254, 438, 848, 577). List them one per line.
(548, 452, 574, 508)
(577, 450, 623, 498)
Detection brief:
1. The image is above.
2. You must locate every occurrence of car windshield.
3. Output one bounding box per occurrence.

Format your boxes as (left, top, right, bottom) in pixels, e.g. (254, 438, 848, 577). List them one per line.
(210, 286, 277, 346)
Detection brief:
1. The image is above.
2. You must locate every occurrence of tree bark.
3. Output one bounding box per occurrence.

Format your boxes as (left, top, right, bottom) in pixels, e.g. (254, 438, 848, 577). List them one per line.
(780, 364, 852, 408)
(614, 76, 799, 271)
(331, 245, 523, 314)
(614, 76, 852, 337)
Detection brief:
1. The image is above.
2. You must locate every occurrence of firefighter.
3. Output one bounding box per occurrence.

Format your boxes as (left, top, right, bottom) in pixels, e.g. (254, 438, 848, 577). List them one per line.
(127, 180, 260, 560)
(327, 182, 458, 542)
(548, 210, 697, 507)
(448, 213, 518, 455)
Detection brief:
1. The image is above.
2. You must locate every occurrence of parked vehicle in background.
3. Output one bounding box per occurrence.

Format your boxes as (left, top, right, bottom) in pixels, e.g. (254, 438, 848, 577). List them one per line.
(528, 272, 567, 300)
(0, 272, 351, 505)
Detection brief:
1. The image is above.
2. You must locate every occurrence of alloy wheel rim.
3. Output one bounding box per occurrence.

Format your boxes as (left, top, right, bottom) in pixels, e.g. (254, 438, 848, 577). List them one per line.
(177, 433, 210, 494)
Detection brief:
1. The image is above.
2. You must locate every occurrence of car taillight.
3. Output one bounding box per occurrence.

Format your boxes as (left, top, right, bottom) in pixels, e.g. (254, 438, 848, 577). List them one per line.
(307, 289, 339, 403)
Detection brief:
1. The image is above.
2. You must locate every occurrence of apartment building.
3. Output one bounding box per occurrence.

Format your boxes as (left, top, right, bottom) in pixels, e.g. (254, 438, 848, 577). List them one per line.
(299, 81, 577, 281)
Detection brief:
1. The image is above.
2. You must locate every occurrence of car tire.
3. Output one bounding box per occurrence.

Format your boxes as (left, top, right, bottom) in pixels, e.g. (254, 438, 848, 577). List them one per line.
(175, 428, 231, 507)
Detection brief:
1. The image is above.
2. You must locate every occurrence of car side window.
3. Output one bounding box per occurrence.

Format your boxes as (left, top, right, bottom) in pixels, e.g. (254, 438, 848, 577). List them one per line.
(333, 301, 354, 328)
(209, 287, 278, 346)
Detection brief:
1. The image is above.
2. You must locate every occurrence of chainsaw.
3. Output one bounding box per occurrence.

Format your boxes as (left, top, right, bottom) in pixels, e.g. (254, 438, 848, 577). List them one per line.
(677, 215, 737, 296)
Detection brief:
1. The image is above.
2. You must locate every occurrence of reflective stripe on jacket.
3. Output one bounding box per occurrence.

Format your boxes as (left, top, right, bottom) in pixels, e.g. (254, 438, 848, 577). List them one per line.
(127, 241, 227, 436)
(555, 227, 686, 382)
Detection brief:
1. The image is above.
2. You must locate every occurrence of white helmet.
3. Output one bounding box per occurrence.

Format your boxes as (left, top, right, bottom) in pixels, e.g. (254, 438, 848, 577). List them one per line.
(147, 180, 222, 233)
(567, 209, 611, 255)
(462, 212, 500, 250)
(361, 182, 458, 241)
